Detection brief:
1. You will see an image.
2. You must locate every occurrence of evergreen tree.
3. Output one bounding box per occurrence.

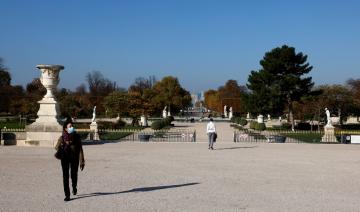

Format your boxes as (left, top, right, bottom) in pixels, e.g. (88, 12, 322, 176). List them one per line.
(247, 45, 314, 129)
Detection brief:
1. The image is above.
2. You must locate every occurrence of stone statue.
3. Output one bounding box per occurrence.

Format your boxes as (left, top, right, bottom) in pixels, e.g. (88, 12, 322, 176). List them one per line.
(224, 105, 228, 117)
(247, 112, 250, 119)
(267, 114, 271, 121)
(229, 107, 233, 119)
(325, 107, 332, 126)
(92, 106, 96, 123)
(162, 106, 167, 118)
(321, 107, 336, 142)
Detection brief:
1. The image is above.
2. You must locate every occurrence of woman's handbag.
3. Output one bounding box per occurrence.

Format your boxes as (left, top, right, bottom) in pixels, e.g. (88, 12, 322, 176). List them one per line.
(213, 133, 217, 142)
(54, 147, 64, 160)
(54, 137, 66, 160)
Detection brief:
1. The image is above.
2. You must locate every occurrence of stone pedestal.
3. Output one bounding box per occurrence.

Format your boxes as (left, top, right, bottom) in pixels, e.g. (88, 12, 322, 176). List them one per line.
(25, 65, 64, 147)
(89, 122, 100, 140)
(257, 115, 264, 123)
(321, 125, 337, 143)
(229, 111, 233, 120)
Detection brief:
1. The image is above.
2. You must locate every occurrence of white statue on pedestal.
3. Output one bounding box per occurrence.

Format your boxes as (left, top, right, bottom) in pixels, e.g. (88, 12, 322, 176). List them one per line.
(224, 105, 228, 117)
(92, 106, 96, 123)
(322, 107, 336, 142)
(267, 114, 271, 121)
(162, 106, 167, 118)
(325, 107, 332, 126)
(229, 107, 233, 119)
(247, 112, 250, 119)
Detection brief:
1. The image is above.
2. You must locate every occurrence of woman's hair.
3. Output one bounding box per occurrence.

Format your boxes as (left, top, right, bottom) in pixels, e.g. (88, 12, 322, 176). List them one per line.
(62, 117, 73, 131)
(210, 118, 213, 122)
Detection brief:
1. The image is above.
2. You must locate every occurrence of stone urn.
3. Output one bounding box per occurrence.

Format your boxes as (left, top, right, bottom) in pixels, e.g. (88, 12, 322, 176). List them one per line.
(25, 65, 64, 147)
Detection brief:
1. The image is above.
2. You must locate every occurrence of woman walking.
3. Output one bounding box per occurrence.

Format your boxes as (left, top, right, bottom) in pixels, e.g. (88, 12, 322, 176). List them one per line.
(55, 119, 85, 201)
(206, 118, 217, 150)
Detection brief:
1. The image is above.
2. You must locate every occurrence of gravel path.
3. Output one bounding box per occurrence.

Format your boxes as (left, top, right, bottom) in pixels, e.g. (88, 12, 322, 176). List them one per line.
(2, 141, 360, 212)
(173, 121, 235, 142)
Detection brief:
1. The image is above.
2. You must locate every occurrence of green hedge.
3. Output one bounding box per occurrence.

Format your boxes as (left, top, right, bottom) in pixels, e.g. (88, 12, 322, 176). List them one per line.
(231, 117, 248, 126)
(0, 121, 26, 129)
(99, 132, 132, 140)
(151, 120, 164, 130)
(249, 121, 266, 131)
(98, 120, 126, 129)
(151, 116, 174, 130)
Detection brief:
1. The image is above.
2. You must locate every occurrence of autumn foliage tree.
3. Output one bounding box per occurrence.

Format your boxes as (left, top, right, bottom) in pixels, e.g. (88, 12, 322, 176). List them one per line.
(204, 80, 247, 115)
(204, 90, 220, 112)
(218, 80, 247, 115)
(151, 76, 192, 114)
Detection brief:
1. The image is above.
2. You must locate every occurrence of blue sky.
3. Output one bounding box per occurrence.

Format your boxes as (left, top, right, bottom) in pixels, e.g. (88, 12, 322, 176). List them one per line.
(1, 0, 359, 93)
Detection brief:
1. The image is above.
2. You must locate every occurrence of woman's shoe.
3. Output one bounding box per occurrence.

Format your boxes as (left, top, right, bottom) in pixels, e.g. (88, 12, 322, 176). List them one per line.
(64, 196, 70, 201)
(72, 188, 77, 195)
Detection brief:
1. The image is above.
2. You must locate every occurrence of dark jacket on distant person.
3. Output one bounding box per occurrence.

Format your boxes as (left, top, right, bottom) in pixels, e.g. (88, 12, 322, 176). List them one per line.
(55, 132, 85, 166)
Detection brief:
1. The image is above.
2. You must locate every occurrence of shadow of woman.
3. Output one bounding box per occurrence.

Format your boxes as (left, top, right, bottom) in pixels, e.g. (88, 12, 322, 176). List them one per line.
(71, 182, 200, 201)
(215, 146, 258, 150)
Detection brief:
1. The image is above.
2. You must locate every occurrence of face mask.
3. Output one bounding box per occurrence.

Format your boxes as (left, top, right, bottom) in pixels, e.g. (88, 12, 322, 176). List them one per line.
(66, 127, 75, 134)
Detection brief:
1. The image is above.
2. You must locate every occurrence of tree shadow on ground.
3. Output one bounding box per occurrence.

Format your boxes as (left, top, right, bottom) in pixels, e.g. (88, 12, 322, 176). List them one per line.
(70, 182, 200, 201)
(214, 146, 258, 151)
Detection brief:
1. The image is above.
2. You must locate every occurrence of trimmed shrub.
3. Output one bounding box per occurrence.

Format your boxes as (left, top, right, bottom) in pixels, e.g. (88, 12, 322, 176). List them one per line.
(98, 120, 126, 129)
(113, 120, 126, 128)
(238, 118, 248, 126)
(254, 123, 266, 131)
(249, 121, 266, 131)
(249, 121, 257, 129)
(164, 116, 174, 125)
(98, 121, 113, 129)
(339, 124, 360, 130)
(295, 122, 311, 130)
(151, 116, 174, 130)
(272, 123, 292, 130)
(151, 120, 164, 130)
(230, 117, 237, 122)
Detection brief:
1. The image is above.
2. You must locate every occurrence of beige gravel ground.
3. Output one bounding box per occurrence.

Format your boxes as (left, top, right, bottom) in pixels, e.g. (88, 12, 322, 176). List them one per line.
(2, 140, 360, 212)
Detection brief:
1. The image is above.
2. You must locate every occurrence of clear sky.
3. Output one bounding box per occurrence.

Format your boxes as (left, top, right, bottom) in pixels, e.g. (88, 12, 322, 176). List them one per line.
(1, 0, 359, 93)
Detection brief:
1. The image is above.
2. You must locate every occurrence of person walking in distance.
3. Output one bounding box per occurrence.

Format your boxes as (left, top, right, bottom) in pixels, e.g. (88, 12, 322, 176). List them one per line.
(55, 118, 85, 201)
(207, 118, 216, 150)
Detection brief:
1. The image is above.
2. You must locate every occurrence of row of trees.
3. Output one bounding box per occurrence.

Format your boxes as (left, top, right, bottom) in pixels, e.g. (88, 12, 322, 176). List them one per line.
(0, 60, 192, 121)
(103, 76, 192, 121)
(204, 45, 360, 127)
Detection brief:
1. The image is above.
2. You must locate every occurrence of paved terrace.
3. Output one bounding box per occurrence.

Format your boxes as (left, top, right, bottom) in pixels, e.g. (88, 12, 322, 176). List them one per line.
(2, 137, 360, 211)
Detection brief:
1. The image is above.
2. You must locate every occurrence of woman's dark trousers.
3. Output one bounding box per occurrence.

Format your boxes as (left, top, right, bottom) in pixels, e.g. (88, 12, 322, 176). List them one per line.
(61, 157, 79, 197)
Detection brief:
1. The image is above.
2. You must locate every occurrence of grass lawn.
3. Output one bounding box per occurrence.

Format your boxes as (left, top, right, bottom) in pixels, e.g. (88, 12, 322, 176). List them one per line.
(99, 132, 133, 140)
(0, 122, 26, 129)
(281, 132, 323, 143)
